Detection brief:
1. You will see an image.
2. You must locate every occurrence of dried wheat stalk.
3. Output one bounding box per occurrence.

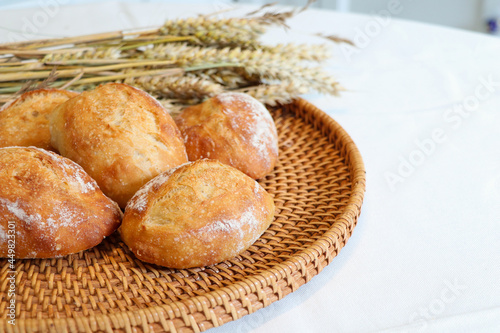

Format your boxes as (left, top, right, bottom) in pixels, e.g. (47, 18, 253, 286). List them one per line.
(144, 43, 340, 95)
(126, 73, 224, 102)
(0, 1, 348, 109)
(160, 17, 264, 48)
(42, 47, 121, 63)
(262, 43, 332, 62)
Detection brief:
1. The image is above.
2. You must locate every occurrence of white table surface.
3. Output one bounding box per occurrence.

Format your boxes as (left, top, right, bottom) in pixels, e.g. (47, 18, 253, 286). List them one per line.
(1, 2, 499, 332)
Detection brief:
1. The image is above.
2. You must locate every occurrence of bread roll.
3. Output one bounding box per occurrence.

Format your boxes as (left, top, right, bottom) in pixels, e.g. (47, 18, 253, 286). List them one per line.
(0, 89, 78, 150)
(175, 92, 278, 179)
(0, 147, 122, 258)
(49, 83, 188, 208)
(120, 159, 275, 268)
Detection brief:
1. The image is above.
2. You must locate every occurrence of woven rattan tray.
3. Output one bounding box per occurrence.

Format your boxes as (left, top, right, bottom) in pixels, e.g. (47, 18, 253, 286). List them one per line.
(1, 98, 365, 333)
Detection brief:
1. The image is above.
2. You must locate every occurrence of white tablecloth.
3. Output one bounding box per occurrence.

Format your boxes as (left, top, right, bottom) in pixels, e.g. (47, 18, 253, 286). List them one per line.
(1, 2, 499, 332)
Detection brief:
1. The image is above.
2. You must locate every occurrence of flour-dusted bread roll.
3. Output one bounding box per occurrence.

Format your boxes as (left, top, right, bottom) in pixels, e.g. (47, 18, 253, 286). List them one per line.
(50, 83, 188, 208)
(0, 147, 122, 258)
(0, 89, 78, 150)
(120, 159, 275, 268)
(175, 92, 278, 179)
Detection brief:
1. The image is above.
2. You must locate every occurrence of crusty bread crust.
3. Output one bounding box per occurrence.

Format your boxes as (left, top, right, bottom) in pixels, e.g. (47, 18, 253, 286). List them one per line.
(49, 83, 188, 208)
(175, 92, 278, 179)
(0, 147, 122, 258)
(0, 89, 78, 151)
(120, 159, 275, 268)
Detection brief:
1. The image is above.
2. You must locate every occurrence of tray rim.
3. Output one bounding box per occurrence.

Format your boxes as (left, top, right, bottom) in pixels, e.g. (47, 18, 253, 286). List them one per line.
(3, 98, 366, 333)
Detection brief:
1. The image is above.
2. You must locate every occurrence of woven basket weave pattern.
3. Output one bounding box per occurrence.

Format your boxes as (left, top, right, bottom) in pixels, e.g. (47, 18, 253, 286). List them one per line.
(0, 99, 366, 332)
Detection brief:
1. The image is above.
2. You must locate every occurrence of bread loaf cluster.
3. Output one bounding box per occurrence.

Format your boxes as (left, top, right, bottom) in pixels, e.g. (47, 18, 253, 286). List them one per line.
(0, 84, 277, 267)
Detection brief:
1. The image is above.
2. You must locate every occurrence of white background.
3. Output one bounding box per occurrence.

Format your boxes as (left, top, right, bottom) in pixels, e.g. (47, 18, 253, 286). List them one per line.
(0, 1, 499, 332)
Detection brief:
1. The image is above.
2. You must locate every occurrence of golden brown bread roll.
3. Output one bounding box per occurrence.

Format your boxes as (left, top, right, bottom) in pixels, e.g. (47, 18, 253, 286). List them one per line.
(0, 147, 122, 258)
(0, 89, 78, 150)
(120, 159, 275, 268)
(49, 83, 188, 208)
(175, 92, 278, 179)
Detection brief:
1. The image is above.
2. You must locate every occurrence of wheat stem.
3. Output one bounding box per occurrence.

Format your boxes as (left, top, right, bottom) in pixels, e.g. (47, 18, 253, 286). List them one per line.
(0, 60, 177, 82)
(127, 74, 223, 101)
